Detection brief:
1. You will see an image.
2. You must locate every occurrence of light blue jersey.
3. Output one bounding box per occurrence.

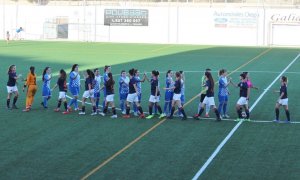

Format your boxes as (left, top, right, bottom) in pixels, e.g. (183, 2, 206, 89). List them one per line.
(135, 76, 142, 94)
(94, 75, 101, 93)
(42, 74, 51, 97)
(43, 74, 51, 89)
(218, 76, 229, 96)
(69, 71, 80, 96)
(69, 71, 80, 88)
(166, 77, 174, 93)
(119, 76, 129, 99)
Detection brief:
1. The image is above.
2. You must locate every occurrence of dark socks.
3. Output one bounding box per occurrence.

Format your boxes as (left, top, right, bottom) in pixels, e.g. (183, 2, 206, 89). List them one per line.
(198, 108, 204, 117)
(93, 106, 96, 113)
(179, 107, 187, 118)
(7, 99, 10, 108)
(157, 105, 162, 114)
(82, 106, 85, 113)
(13, 96, 18, 105)
(285, 110, 290, 121)
(57, 100, 62, 108)
(170, 106, 175, 117)
(103, 106, 108, 114)
(214, 108, 220, 119)
(126, 106, 130, 115)
(275, 108, 279, 120)
(245, 109, 250, 119)
(149, 105, 153, 115)
(64, 102, 68, 111)
(237, 108, 242, 118)
(138, 106, 144, 114)
(112, 107, 116, 115)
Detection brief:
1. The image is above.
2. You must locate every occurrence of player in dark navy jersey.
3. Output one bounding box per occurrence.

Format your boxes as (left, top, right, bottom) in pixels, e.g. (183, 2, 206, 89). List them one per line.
(52, 69, 69, 114)
(133, 69, 146, 116)
(6, 65, 21, 109)
(99, 72, 117, 118)
(123, 68, 145, 119)
(164, 72, 187, 120)
(79, 69, 96, 115)
(197, 68, 211, 118)
(273, 76, 290, 123)
(145, 70, 164, 119)
(230, 73, 250, 121)
(194, 72, 221, 121)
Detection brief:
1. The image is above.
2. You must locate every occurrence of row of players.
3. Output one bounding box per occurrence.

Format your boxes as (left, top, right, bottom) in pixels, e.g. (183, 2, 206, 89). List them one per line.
(6, 64, 290, 122)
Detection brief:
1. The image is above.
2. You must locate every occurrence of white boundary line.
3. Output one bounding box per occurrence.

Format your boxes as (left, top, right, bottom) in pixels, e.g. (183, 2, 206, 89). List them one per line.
(192, 53, 300, 180)
(186, 117, 300, 124)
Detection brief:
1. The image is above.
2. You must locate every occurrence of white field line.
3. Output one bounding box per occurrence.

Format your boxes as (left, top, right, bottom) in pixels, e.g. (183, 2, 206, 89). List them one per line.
(186, 117, 300, 124)
(191, 53, 300, 180)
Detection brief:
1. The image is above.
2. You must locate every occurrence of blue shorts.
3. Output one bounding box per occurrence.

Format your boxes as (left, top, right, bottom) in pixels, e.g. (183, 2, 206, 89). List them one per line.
(120, 93, 128, 100)
(181, 95, 185, 104)
(218, 95, 228, 103)
(103, 89, 107, 97)
(42, 87, 51, 97)
(94, 92, 100, 98)
(70, 87, 79, 96)
(165, 92, 174, 102)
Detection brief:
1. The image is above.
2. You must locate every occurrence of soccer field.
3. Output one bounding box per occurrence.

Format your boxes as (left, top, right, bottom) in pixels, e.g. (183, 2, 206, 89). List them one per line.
(0, 41, 300, 179)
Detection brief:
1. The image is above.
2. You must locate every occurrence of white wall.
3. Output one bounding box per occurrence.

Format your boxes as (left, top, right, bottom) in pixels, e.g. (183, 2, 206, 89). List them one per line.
(0, 4, 299, 46)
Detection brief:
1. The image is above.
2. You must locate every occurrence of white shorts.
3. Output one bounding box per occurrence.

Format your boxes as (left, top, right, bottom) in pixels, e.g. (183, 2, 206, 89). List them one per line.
(82, 90, 94, 99)
(106, 94, 114, 102)
(203, 96, 215, 106)
(127, 93, 139, 103)
(173, 93, 181, 101)
(278, 98, 288, 106)
(237, 97, 248, 106)
(59, 92, 66, 99)
(149, 95, 160, 103)
(7, 86, 18, 93)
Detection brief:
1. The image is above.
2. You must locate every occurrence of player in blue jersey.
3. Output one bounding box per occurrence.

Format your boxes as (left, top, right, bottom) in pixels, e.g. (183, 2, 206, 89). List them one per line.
(164, 72, 187, 120)
(194, 72, 221, 121)
(273, 76, 290, 123)
(6, 65, 21, 109)
(15, 27, 24, 40)
(145, 70, 165, 119)
(230, 73, 250, 121)
(41, 67, 52, 109)
(218, 69, 230, 119)
(133, 69, 146, 116)
(67, 64, 80, 112)
(52, 69, 69, 114)
(102, 65, 111, 112)
(163, 70, 174, 117)
(119, 70, 129, 114)
(123, 68, 145, 119)
(79, 69, 97, 115)
(99, 72, 117, 118)
(94, 68, 102, 113)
